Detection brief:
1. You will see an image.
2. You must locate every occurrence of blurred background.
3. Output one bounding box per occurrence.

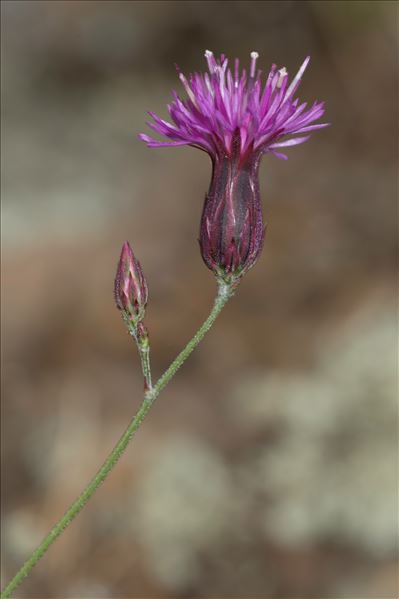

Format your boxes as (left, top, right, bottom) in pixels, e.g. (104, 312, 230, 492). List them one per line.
(1, 1, 398, 598)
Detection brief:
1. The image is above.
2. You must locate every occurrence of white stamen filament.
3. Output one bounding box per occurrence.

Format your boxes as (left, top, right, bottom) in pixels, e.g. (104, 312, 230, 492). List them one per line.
(250, 51, 259, 78)
(277, 67, 288, 88)
(205, 49, 217, 73)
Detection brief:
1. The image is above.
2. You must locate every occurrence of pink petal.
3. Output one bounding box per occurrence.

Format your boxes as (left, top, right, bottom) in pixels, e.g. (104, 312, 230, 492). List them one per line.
(282, 56, 311, 104)
(269, 135, 310, 148)
(292, 123, 330, 134)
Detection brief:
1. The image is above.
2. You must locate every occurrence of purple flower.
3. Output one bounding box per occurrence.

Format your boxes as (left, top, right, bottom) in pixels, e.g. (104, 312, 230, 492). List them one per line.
(140, 51, 328, 282)
(114, 241, 148, 324)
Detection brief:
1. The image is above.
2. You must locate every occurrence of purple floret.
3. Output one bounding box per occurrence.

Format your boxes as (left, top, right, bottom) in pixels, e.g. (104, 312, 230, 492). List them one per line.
(139, 50, 328, 160)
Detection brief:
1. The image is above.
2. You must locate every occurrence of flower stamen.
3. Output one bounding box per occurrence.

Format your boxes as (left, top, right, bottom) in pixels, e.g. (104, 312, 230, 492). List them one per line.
(204, 49, 217, 74)
(277, 67, 288, 88)
(250, 51, 259, 78)
(140, 50, 328, 160)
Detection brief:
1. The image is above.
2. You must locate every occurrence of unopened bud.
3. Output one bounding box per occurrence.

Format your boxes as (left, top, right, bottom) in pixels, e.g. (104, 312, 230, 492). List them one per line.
(114, 241, 148, 325)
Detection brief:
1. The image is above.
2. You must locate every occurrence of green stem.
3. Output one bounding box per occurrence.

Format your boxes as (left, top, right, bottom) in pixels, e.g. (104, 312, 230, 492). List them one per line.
(124, 318, 153, 393)
(151, 281, 234, 399)
(138, 339, 152, 392)
(1, 280, 235, 599)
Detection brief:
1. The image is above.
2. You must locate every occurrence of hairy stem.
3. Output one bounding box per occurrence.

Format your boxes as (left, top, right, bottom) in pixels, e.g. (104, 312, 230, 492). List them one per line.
(151, 281, 233, 399)
(125, 318, 153, 392)
(1, 280, 235, 599)
(138, 339, 152, 392)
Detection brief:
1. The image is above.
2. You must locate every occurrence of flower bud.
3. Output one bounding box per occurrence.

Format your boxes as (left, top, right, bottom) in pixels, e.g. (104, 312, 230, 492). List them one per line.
(114, 241, 148, 325)
(199, 141, 265, 283)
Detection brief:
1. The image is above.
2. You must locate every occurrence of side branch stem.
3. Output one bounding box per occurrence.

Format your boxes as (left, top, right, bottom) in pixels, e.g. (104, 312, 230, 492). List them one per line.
(137, 337, 152, 392)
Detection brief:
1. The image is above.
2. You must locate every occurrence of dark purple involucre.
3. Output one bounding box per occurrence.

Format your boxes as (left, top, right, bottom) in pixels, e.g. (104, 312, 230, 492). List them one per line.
(199, 136, 264, 280)
(140, 51, 328, 281)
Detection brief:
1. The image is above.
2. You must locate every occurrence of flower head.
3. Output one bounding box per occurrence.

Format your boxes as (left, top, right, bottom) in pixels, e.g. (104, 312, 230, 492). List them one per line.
(139, 51, 328, 283)
(139, 50, 328, 161)
(114, 241, 148, 325)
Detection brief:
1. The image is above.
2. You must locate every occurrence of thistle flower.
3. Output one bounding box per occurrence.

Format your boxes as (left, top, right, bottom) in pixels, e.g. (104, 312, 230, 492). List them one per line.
(140, 51, 328, 282)
(114, 241, 148, 326)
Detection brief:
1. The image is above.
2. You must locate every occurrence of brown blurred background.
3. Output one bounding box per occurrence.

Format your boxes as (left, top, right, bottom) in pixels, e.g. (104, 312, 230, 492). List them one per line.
(1, 1, 398, 598)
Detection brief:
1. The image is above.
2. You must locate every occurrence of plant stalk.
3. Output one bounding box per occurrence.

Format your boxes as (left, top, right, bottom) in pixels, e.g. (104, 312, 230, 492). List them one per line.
(1, 280, 235, 598)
